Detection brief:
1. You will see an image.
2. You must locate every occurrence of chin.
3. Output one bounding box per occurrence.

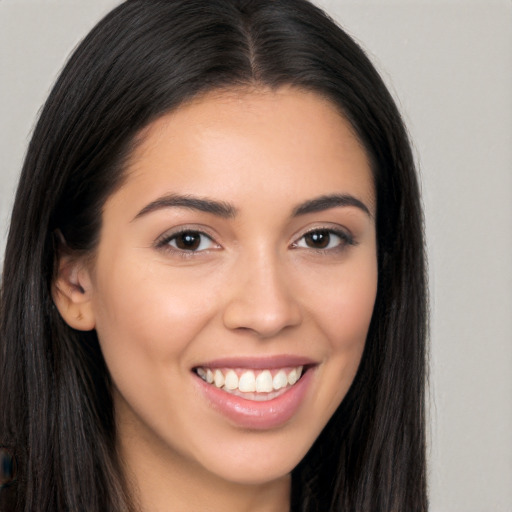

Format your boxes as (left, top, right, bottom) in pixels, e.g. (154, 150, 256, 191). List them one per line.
(188, 429, 315, 486)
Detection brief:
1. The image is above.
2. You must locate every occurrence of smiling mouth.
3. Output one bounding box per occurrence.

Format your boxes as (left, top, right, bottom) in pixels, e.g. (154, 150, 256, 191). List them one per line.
(193, 366, 306, 401)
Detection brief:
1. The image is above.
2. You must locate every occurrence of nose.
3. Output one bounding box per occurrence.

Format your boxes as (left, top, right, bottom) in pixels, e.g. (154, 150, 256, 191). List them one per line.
(222, 252, 302, 338)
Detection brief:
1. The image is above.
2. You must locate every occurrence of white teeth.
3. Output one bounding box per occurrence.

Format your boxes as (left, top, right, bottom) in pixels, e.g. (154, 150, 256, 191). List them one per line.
(272, 370, 288, 390)
(255, 370, 273, 392)
(214, 369, 225, 388)
(238, 371, 256, 392)
(224, 370, 239, 390)
(197, 365, 306, 394)
(287, 366, 303, 385)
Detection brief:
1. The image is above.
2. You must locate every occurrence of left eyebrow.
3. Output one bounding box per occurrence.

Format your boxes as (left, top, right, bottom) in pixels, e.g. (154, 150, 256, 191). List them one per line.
(132, 193, 238, 221)
(292, 194, 372, 218)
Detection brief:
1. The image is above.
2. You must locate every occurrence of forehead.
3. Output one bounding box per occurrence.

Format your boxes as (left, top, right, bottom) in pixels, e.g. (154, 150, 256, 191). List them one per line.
(113, 86, 375, 217)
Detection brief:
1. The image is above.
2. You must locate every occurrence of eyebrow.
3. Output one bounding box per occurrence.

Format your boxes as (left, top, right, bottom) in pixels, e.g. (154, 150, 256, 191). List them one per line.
(133, 192, 372, 221)
(133, 194, 238, 220)
(292, 194, 372, 218)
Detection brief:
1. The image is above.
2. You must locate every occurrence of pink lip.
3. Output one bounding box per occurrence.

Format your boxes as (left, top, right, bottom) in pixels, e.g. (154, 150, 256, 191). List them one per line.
(193, 362, 316, 430)
(194, 355, 316, 370)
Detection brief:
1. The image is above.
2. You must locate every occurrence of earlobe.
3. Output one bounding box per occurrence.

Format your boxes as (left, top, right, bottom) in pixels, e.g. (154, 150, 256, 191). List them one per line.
(52, 255, 96, 331)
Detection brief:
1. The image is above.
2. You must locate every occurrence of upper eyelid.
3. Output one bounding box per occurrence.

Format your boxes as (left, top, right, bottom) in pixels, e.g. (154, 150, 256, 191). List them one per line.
(291, 224, 353, 241)
(290, 226, 357, 252)
(154, 226, 219, 247)
(154, 230, 221, 258)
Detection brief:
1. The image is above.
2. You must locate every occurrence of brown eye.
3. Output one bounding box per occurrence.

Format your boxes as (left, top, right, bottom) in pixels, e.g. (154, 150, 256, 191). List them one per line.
(164, 231, 216, 252)
(174, 232, 202, 250)
(294, 228, 353, 251)
(303, 230, 331, 249)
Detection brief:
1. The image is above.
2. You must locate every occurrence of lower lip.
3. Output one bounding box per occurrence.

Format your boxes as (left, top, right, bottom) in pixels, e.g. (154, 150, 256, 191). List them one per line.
(194, 368, 314, 430)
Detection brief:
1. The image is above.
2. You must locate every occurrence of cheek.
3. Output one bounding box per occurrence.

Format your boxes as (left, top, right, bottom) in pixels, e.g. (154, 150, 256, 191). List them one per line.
(324, 281, 376, 368)
(89, 256, 224, 440)
(90, 254, 221, 375)
(299, 253, 377, 405)
(301, 256, 378, 350)
(330, 272, 377, 346)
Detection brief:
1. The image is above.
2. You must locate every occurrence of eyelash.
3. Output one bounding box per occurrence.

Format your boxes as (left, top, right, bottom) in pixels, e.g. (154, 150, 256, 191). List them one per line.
(155, 226, 355, 257)
(155, 228, 218, 257)
(291, 227, 356, 253)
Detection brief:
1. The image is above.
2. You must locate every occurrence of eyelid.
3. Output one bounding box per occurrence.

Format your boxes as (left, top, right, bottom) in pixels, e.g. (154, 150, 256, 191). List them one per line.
(154, 225, 221, 254)
(290, 224, 356, 250)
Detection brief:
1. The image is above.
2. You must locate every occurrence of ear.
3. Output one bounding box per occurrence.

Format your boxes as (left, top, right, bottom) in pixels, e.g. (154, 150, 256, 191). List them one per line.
(52, 253, 96, 331)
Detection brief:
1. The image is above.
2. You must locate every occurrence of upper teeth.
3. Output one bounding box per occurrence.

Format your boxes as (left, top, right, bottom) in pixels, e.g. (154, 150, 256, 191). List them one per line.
(196, 366, 304, 393)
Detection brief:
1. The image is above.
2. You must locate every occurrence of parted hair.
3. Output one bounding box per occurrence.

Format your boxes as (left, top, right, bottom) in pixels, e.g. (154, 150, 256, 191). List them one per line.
(0, 1, 427, 510)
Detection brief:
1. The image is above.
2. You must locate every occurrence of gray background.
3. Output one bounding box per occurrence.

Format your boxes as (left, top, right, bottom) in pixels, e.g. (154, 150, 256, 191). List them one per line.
(1, 1, 511, 510)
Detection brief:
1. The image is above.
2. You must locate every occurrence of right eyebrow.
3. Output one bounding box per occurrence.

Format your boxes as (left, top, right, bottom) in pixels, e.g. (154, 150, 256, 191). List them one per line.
(132, 193, 238, 221)
(292, 193, 372, 218)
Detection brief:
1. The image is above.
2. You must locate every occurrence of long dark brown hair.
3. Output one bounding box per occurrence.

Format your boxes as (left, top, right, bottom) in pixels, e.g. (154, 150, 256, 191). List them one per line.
(0, 1, 427, 510)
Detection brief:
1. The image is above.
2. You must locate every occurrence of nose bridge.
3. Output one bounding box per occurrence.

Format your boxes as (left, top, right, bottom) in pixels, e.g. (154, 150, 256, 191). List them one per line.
(222, 245, 302, 337)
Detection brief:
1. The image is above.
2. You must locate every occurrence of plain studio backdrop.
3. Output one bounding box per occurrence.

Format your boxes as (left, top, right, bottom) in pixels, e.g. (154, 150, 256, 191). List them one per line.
(0, 1, 511, 511)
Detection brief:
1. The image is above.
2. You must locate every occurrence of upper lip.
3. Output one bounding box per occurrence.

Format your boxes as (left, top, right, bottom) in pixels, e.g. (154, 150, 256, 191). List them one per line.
(192, 355, 317, 370)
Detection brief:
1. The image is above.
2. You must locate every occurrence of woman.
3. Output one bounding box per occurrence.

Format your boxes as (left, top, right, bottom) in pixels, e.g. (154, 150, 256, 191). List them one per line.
(0, 0, 427, 510)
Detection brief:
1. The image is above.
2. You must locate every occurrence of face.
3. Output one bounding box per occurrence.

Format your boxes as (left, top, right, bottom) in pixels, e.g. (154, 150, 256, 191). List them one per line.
(83, 88, 377, 486)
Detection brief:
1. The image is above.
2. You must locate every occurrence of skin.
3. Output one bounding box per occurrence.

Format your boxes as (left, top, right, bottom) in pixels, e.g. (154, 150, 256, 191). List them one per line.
(54, 87, 377, 512)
